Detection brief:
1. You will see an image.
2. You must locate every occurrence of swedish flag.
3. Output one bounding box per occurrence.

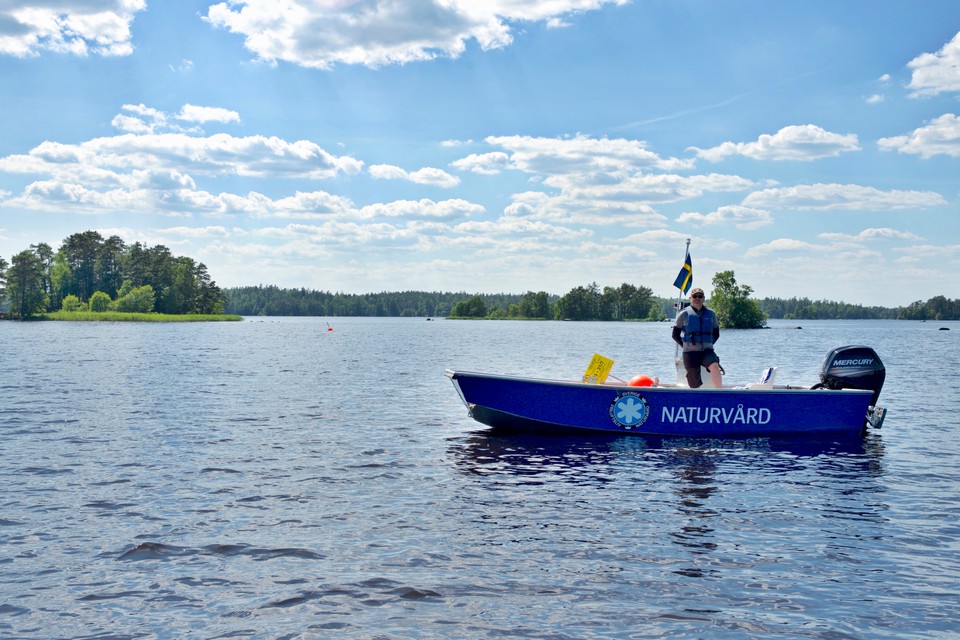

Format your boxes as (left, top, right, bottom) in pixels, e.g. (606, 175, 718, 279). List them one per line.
(673, 251, 692, 294)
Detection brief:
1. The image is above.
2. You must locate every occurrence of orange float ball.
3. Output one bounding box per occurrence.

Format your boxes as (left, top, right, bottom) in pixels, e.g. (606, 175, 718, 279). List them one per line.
(628, 374, 655, 387)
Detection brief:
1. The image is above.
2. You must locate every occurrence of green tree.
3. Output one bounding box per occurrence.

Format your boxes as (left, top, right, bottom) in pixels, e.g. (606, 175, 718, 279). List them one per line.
(518, 291, 552, 319)
(6, 250, 48, 319)
(194, 262, 225, 314)
(89, 291, 112, 312)
(450, 295, 488, 317)
(97, 235, 126, 298)
(62, 294, 83, 312)
(30, 243, 56, 311)
(709, 270, 766, 329)
(113, 285, 155, 313)
(59, 230, 104, 301)
(555, 284, 600, 320)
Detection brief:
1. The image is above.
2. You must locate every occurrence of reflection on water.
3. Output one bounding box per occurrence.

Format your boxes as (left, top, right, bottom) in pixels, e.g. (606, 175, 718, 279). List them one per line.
(448, 429, 890, 587)
(448, 429, 882, 479)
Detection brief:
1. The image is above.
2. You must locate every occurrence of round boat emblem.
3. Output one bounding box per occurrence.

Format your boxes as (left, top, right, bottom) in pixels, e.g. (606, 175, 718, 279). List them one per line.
(610, 392, 650, 430)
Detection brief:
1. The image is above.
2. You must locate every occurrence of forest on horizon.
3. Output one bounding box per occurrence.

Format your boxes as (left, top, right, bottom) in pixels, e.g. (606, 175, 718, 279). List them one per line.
(222, 284, 959, 322)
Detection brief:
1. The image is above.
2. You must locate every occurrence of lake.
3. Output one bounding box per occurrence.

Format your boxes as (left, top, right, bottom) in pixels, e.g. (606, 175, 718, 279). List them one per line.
(1, 317, 958, 638)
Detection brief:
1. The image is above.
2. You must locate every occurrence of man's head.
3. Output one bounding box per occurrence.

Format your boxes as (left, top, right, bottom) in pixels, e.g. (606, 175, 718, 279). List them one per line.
(689, 288, 705, 308)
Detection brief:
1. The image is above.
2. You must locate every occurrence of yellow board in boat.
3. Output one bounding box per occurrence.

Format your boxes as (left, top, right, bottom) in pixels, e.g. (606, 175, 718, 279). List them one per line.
(582, 353, 614, 384)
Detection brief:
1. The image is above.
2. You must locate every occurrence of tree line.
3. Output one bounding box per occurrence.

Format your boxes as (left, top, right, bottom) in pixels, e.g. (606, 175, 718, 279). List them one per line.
(223, 277, 960, 324)
(451, 282, 660, 321)
(0, 231, 226, 319)
(221, 286, 531, 317)
(226, 282, 674, 322)
(759, 296, 960, 321)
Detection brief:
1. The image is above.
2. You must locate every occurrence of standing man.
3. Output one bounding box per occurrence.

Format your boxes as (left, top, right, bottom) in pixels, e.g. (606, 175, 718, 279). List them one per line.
(673, 287, 722, 388)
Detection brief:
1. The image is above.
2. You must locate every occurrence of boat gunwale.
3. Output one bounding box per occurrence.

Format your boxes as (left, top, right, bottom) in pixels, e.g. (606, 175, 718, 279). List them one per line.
(445, 368, 873, 396)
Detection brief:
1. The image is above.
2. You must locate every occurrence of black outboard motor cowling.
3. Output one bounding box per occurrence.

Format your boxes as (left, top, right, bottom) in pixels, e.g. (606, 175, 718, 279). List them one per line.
(817, 345, 885, 406)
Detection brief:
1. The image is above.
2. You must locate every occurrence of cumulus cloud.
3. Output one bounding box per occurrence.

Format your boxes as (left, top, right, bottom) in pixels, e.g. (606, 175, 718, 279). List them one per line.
(0, 127, 364, 184)
(369, 164, 460, 187)
(877, 113, 960, 158)
(485, 134, 694, 174)
(0, 1, 146, 57)
(504, 189, 667, 228)
(907, 31, 960, 97)
(745, 238, 825, 257)
(742, 183, 947, 211)
(177, 105, 241, 124)
(677, 205, 773, 230)
(818, 228, 922, 242)
(0, 103, 373, 218)
(446, 134, 750, 228)
(203, 0, 629, 69)
(450, 152, 511, 175)
(692, 125, 861, 162)
(358, 198, 481, 221)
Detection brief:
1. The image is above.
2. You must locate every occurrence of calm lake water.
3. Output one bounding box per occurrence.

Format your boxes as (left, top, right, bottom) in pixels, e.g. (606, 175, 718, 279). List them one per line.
(1, 317, 959, 639)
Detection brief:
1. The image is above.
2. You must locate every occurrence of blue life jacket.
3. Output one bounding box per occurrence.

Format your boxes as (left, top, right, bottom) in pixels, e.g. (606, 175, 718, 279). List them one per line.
(683, 308, 715, 347)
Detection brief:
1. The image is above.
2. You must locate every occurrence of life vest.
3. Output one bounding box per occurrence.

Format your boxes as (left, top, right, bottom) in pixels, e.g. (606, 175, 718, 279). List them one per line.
(682, 307, 715, 347)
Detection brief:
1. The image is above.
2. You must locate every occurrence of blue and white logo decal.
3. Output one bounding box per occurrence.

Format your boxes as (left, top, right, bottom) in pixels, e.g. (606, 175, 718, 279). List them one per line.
(610, 392, 650, 430)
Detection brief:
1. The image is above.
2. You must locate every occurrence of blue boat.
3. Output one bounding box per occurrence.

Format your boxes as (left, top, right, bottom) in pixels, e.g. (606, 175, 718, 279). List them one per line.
(447, 345, 887, 437)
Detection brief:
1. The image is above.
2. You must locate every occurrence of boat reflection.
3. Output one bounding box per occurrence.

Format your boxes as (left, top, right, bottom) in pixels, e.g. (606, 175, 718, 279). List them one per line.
(448, 429, 888, 582)
(448, 428, 885, 482)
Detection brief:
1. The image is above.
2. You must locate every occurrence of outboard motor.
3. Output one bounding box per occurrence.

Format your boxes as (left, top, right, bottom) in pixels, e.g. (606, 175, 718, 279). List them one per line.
(816, 345, 885, 406)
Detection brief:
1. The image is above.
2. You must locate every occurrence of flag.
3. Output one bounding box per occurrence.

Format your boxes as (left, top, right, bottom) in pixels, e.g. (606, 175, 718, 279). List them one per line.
(673, 251, 692, 294)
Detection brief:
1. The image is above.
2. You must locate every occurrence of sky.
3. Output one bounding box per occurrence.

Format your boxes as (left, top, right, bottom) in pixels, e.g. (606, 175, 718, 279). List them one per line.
(0, 1, 958, 307)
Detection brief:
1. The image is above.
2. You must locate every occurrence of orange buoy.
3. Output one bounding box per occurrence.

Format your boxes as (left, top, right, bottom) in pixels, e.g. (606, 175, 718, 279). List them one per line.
(628, 374, 655, 387)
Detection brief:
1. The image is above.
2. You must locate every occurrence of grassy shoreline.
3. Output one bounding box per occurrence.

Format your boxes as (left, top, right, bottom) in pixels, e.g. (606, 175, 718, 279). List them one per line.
(40, 311, 243, 322)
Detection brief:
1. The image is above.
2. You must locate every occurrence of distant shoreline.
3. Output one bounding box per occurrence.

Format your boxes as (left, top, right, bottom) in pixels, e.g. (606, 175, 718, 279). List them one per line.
(35, 311, 243, 322)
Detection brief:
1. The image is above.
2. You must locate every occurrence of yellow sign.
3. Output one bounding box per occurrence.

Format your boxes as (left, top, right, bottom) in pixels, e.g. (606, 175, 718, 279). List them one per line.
(582, 353, 614, 384)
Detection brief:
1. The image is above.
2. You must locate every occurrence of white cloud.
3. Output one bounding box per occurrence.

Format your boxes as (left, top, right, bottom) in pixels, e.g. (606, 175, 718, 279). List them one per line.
(677, 205, 773, 230)
(450, 152, 511, 175)
(486, 134, 694, 174)
(742, 183, 947, 211)
(504, 190, 668, 228)
(693, 125, 861, 162)
(866, 94, 885, 105)
(745, 238, 825, 257)
(447, 134, 751, 229)
(0, 1, 146, 57)
(818, 228, 923, 242)
(0, 128, 365, 185)
(177, 105, 241, 124)
(369, 164, 460, 187)
(358, 198, 481, 221)
(894, 243, 960, 259)
(907, 31, 960, 97)
(203, 0, 629, 69)
(877, 113, 960, 158)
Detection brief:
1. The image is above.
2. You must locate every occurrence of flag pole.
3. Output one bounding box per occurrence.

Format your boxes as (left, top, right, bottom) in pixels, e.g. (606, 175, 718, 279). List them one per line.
(674, 238, 691, 377)
(676, 238, 690, 314)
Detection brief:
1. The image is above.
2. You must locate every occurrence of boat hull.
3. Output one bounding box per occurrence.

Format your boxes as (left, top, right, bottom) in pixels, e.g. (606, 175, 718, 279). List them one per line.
(447, 370, 874, 437)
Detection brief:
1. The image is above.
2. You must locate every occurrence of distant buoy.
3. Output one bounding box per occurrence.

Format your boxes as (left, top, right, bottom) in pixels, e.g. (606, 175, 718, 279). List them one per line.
(628, 374, 655, 387)
(327, 327, 333, 331)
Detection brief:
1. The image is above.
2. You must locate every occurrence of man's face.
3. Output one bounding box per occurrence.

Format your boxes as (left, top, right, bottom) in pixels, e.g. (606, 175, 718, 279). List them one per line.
(690, 292, 704, 309)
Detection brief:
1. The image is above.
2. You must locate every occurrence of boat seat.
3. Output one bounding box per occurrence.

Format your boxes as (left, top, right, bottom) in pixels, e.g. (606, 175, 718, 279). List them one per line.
(747, 367, 777, 389)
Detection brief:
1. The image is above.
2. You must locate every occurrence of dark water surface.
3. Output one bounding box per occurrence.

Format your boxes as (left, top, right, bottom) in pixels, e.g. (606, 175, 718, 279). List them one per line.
(1, 317, 958, 639)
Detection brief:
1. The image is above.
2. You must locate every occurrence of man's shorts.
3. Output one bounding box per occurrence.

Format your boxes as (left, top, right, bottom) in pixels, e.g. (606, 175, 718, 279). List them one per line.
(682, 350, 720, 388)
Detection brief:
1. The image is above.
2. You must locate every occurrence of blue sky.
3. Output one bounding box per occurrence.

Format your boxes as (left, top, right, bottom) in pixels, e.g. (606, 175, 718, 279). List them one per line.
(1, 1, 958, 306)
